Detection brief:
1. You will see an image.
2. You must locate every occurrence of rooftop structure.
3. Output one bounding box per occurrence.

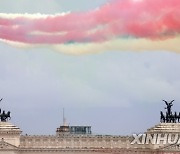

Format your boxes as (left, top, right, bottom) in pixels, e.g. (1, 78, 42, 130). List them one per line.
(56, 109, 92, 136)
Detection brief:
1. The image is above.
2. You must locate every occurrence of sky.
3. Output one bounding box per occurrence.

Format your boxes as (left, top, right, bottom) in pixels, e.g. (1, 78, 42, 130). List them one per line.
(0, 0, 180, 135)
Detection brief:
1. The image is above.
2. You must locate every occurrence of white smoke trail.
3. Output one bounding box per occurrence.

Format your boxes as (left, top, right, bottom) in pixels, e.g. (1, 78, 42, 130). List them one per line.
(1, 37, 179, 55)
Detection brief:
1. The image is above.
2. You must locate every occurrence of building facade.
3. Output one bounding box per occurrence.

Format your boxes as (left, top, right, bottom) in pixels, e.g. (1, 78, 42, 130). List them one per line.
(1, 100, 180, 154)
(0, 121, 180, 154)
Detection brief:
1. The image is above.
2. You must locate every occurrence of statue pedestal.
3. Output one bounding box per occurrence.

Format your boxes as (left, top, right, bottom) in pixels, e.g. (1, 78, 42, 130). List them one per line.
(146, 123, 180, 149)
(147, 123, 180, 133)
(0, 122, 22, 147)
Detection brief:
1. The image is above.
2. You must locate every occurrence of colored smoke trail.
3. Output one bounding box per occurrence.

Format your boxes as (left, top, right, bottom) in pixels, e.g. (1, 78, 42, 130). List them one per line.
(0, 0, 180, 54)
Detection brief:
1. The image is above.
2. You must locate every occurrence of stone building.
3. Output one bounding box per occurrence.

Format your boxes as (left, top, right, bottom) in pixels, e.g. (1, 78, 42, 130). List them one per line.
(1, 120, 180, 154)
(0, 100, 180, 154)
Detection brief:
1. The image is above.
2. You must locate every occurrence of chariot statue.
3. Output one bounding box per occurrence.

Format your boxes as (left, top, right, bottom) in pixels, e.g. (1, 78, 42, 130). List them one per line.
(0, 98, 11, 122)
(160, 100, 180, 123)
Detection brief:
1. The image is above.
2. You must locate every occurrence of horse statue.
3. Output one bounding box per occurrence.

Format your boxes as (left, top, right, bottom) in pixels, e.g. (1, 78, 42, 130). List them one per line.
(165, 112, 171, 123)
(0, 110, 11, 122)
(175, 112, 178, 123)
(178, 112, 180, 123)
(160, 111, 165, 123)
(171, 113, 176, 123)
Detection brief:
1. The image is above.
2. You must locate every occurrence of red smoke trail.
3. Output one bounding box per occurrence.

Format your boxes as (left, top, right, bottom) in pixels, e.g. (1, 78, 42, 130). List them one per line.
(0, 0, 180, 44)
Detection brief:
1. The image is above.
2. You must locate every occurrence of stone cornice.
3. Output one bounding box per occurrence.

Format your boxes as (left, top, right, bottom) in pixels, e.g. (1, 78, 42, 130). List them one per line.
(0, 122, 22, 133)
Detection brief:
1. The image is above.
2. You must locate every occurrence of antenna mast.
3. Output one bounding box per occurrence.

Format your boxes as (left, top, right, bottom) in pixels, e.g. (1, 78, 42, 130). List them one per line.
(63, 108, 67, 126)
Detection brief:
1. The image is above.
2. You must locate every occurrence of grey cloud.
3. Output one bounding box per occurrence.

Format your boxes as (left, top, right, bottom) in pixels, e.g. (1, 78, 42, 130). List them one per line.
(0, 43, 180, 134)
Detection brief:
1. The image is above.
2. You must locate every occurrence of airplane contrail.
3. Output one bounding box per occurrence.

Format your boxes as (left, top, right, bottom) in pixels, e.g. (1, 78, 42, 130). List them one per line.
(0, 0, 180, 54)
